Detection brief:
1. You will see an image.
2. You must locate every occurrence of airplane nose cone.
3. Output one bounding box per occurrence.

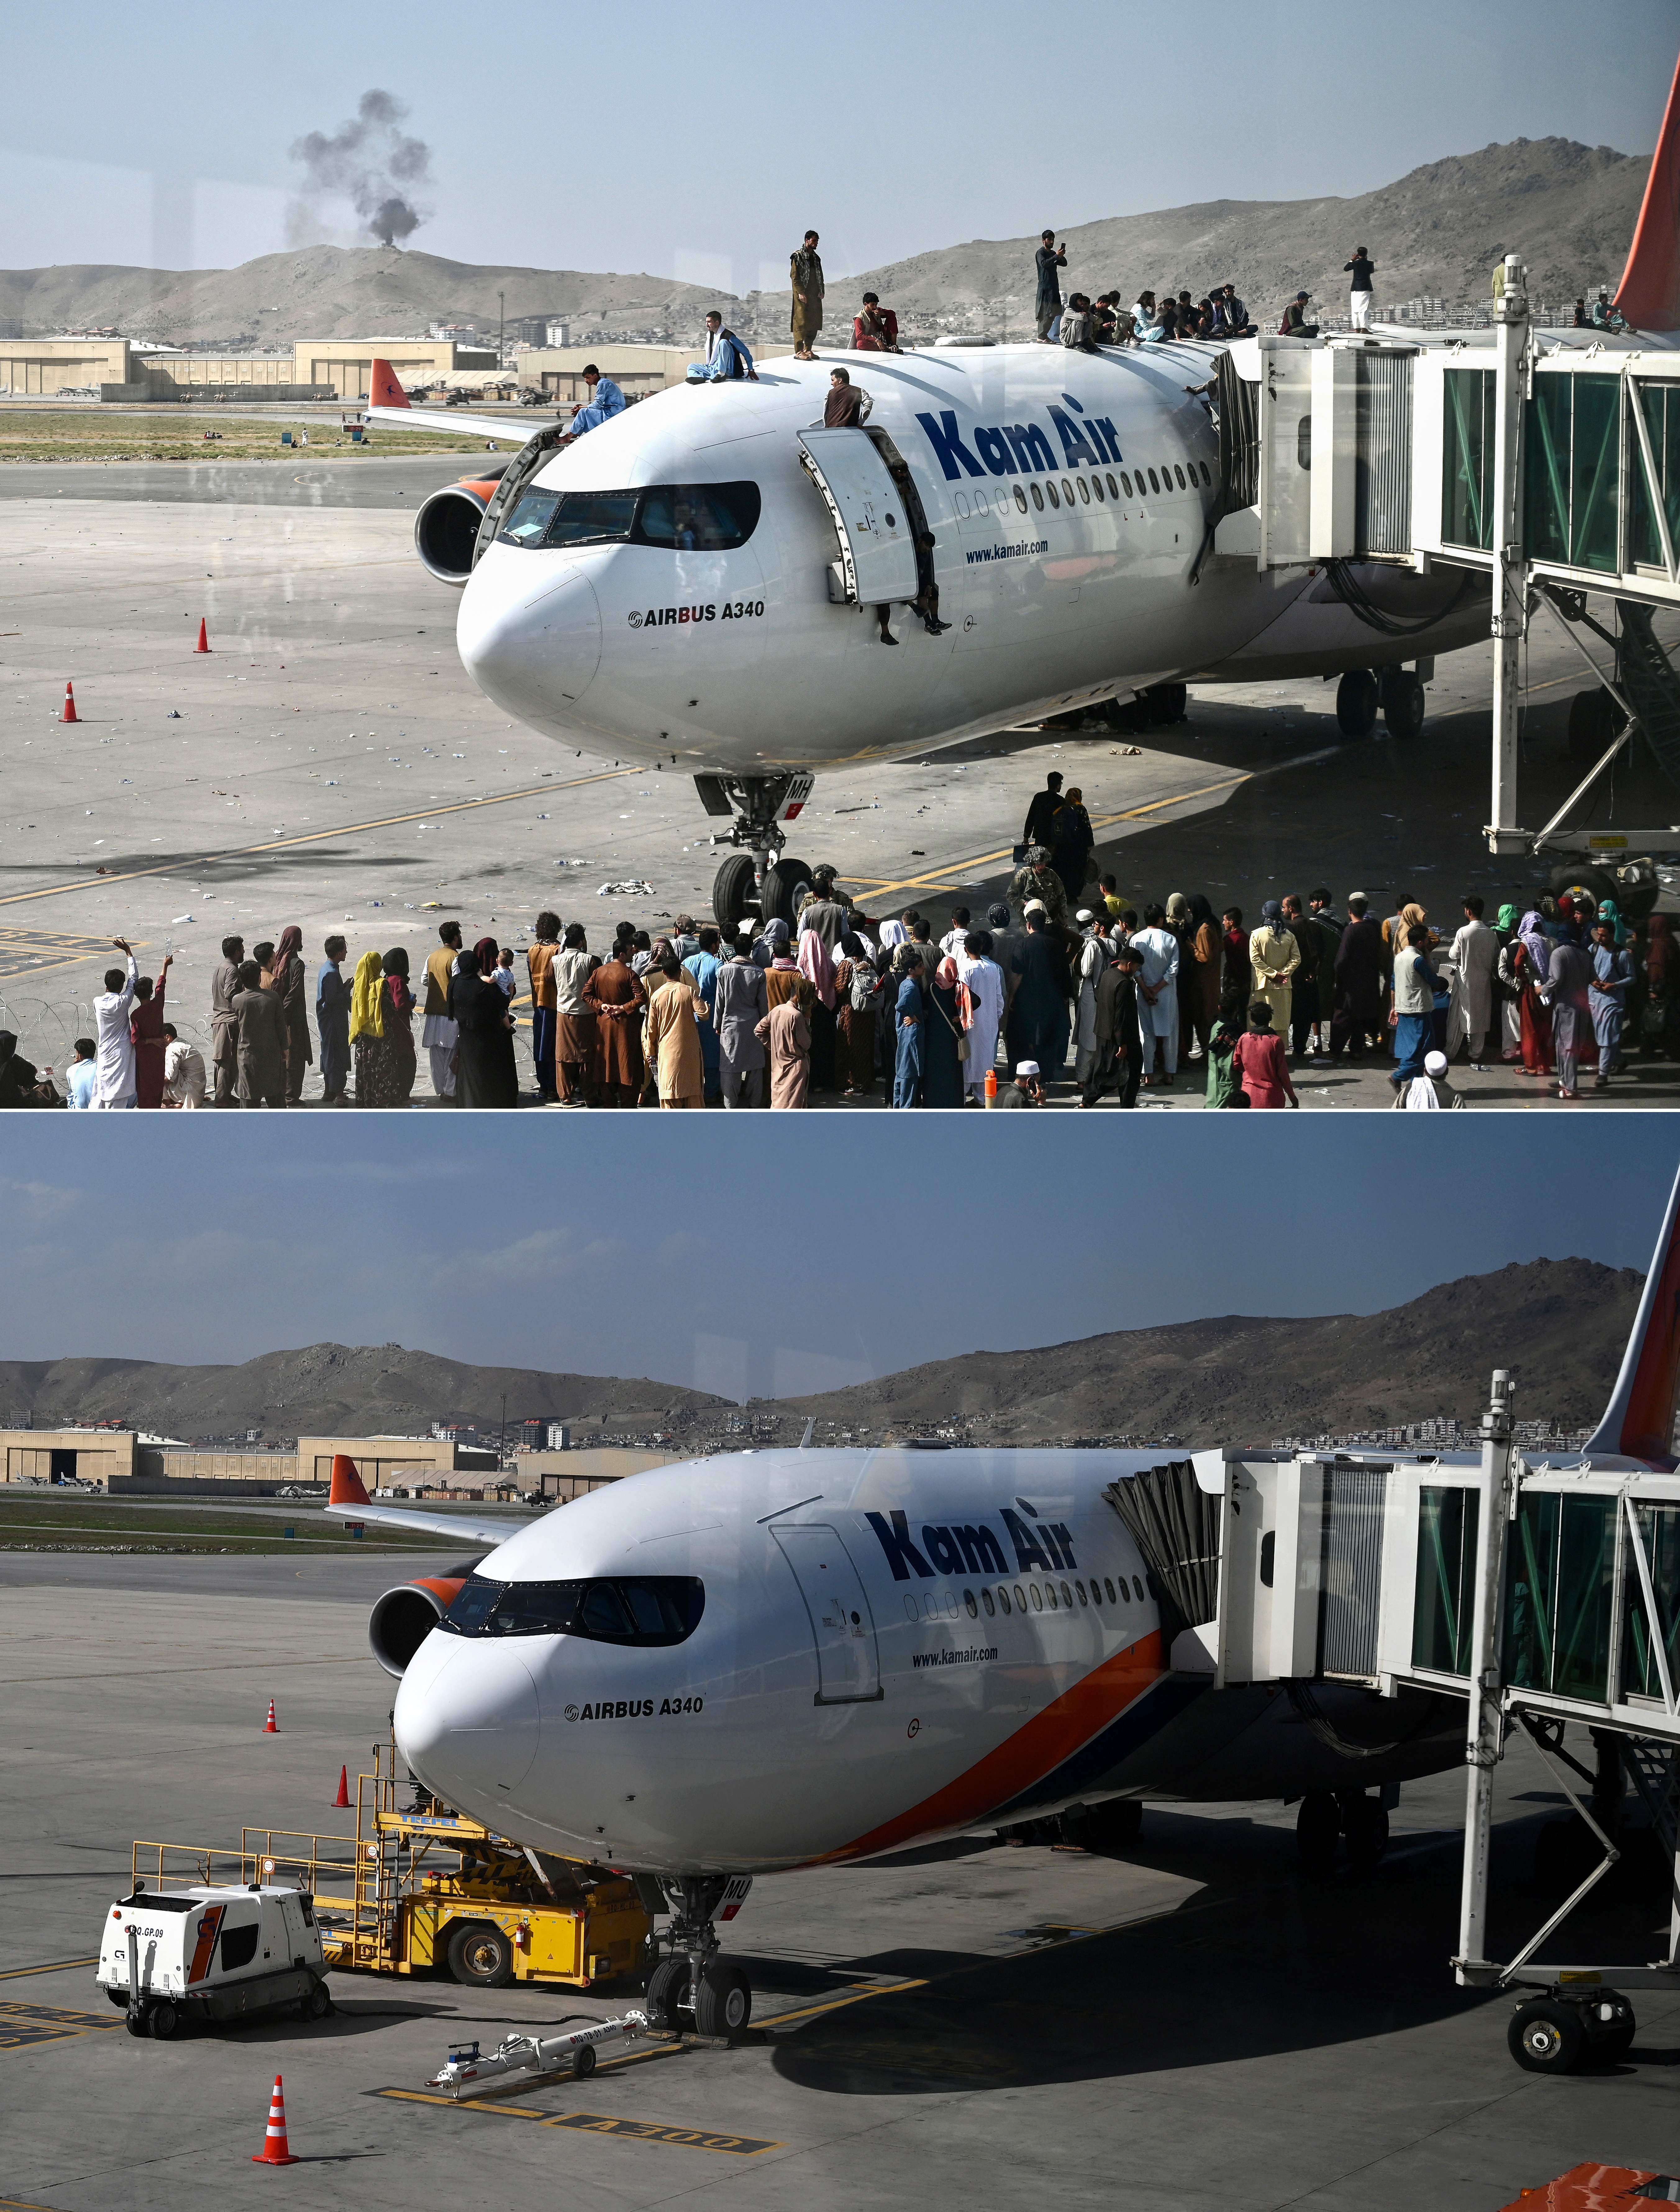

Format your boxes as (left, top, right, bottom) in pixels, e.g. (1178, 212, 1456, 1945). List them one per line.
(457, 552, 602, 729)
(393, 1636, 542, 1812)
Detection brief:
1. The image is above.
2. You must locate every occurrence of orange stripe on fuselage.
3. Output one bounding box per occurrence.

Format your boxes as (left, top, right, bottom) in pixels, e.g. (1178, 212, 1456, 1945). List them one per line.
(821, 1631, 1166, 1863)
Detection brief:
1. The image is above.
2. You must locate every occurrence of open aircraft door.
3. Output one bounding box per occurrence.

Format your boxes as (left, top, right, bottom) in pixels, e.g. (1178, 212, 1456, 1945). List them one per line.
(797, 430, 921, 606)
(772, 1524, 883, 1703)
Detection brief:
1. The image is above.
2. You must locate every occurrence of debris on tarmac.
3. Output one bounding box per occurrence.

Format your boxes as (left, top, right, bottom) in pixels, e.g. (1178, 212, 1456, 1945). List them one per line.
(597, 880, 654, 897)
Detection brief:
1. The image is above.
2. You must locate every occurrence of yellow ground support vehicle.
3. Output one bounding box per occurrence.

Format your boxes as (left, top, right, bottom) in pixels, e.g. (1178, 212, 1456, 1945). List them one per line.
(131, 1740, 652, 1994)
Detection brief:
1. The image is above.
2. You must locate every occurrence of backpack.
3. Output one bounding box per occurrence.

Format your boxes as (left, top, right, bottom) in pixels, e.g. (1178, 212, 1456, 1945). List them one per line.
(849, 962, 879, 1014)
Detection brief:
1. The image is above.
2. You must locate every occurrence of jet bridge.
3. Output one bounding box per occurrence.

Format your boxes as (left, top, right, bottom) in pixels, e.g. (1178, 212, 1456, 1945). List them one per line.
(1166, 1375, 1680, 2074)
(1224, 262, 1680, 878)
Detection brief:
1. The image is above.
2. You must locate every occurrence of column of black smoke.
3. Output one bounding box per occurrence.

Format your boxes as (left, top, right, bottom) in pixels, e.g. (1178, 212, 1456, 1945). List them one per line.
(288, 90, 432, 249)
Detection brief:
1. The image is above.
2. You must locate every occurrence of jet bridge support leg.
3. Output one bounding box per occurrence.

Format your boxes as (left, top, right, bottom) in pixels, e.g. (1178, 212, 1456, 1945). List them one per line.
(1487, 259, 1530, 857)
(1454, 1370, 1516, 1979)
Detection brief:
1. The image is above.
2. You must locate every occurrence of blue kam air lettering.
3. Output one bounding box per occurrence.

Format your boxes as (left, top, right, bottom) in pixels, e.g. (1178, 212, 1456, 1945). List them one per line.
(864, 1507, 1077, 1581)
(916, 406, 1124, 484)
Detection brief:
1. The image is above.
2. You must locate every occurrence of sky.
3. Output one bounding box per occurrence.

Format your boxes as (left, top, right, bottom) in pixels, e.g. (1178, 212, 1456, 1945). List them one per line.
(3, 0, 1676, 286)
(2, 1119, 1673, 1402)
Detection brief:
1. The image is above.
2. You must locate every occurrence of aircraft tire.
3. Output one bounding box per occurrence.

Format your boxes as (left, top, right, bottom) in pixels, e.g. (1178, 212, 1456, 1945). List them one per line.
(759, 857, 814, 930)
(1057, 1799, 1143, 1853)
(1340, 1793, 1389, 1872)
(1381, 671, 1426, 740)
(693, 1961, 752, 2040)
(712, 853, 758, 934)
(1336, 670, 1379, 738)
(1145, 682, 1187, 725)
(645, 1954, 691, 2030)
(1508, 1998, 1584, 2074)
(447, 1919, 516, 1989)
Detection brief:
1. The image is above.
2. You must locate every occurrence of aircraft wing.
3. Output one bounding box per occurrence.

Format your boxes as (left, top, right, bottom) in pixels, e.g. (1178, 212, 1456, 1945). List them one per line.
(324, 1453, 525, 1549)
(364, 355, 547, 447)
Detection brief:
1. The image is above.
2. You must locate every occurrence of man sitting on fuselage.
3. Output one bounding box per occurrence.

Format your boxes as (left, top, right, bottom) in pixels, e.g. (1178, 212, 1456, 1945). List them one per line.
(558, 364, 627, 443)
(689, 312, 759, 383)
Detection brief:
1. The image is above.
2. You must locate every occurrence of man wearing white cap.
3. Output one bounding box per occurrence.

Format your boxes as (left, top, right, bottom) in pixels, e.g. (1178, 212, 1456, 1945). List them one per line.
(1393, 1047, 1465, 1110)
(995, 1060, 1044, 1106)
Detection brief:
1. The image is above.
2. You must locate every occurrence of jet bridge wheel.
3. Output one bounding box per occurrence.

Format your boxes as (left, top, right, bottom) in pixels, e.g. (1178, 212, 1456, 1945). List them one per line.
(712, 852, 758, 934)
(1336, 670, 1380, 738)
(1508, 1998, 1586, 2074)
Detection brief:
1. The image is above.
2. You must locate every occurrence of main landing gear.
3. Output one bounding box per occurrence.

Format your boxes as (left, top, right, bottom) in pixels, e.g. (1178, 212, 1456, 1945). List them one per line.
(1335, 666, 1427, 740)
(695, 773, 817, 935)
(1295, 1789, 1390, 1877)
(642, 1877, 753, 2041)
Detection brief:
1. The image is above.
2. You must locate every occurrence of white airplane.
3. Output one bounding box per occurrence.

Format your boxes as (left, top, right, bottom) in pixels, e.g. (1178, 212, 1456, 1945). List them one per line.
(359, 67, 1680, 933)
(326, 1173, 1680, 2038)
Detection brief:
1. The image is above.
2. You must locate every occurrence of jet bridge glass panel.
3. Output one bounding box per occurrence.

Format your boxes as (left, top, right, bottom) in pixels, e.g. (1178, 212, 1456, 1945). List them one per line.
(1441, 369, 1494, 552)
(796, 431, 919, 606)
(1629, 382, 1680, 571)
(1504, 1491, 1616, 1702)
(1412, 1485, 1479, 1676)
(1622, 1500, 1680, 1704)
(1523, 375, 1623, 575)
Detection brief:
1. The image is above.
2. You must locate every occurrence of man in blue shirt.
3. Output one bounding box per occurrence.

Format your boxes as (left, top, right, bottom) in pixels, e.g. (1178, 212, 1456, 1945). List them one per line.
(690, 312, 758, 383)
(317, 934, 351, 1104)
(561, 364, 627, 442)
(892, 955, 925, 1108)
(682, 925, 724, 1106)
(1589, 919, 1634, 1086)
(65, 1036, 98, 1109)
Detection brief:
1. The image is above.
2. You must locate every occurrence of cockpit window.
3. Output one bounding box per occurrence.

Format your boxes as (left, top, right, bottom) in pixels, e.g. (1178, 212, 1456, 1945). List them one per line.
(441, 1573, 704, 1646)
(498, 483, 760, 553)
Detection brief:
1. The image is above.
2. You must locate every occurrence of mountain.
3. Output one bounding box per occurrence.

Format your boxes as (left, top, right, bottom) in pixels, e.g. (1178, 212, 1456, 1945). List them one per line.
(0, 1257, 1645, 1453)
(757, 1258, 1643, 1449)
(0, 1343, 727, 1444)
(838, 137, 1647, 332)
(2, 136, 1649, 348)
(0, 244, 731, 348)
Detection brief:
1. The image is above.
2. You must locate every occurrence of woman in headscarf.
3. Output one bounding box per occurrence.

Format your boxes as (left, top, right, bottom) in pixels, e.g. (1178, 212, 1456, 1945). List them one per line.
(449, 944, 518, 1109)
(832, 930, 883, 1096)
(1503, 909, 1555, 1077)
(350, 949, 400, 1108)
(129, 956, 173, 1109)
(1493, 902, 1523, 1062)
(583, 937, 647, 1106)
(1050, 785, 1094, 905)
(923, 954, 968, 1108)
(1181, 894, 1220, 1060)
(755, 974, 813, 1106)
(271, 925, 312, 1106)
(382, 947, 417, 1104)
(796, 920, 838, 1091)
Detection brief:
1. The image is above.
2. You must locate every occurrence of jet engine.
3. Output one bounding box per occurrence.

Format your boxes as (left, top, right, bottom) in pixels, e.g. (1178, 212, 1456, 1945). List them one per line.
(369, 1558, 485, 1677)
(413, 469, 505, 585)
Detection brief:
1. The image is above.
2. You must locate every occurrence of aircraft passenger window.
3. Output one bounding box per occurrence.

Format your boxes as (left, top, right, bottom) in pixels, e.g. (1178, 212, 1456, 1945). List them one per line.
(634, 481, 761, 551)
(965, 1589, 978, 1617)
(1077, 477, 1090, 504)
(1173, 465, 1187, 490)
(1076, 1581, 1087, 1605)
(1045, 481, 1060, 509)
(1014, 486, 1028, 513)
(1060, 1581, 1073, 1609)
(500, 488, 562, 547)
(1030, 1584, 1043, 1611)
(998, 1586, 1011, 1614)
(1120, 473, 1134, 497)
(924, 1593, 941, 1619)
(981, 1588, 995, 1617)
(1132, 1576, 1146, 1602)
(540, 490, 641, 549)
(904, 1595, 919, 1621)
(1147, 469, 1161, 495)
(946, 1591, 959, 1619)
(1092, 475, 1105, 502)
(1029, 484, 1044, 511)
(955, 493, 970, 518)
(1107, 473, 1119, 499)
(1104, 1577, 1117, 1603)
(1200, 462, 1213, 485)
(1062, 478, 1076, 504)
(1014, 1584, 1027, 1612)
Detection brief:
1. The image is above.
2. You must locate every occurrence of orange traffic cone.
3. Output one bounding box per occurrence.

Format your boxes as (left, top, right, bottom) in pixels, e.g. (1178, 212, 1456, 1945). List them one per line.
(332, 1765, 350, 1809)
(252, 2074, 299, 2166)
(264, 1699, 278, 1733)
(194, 618, 211, 654)
(60, 681, 79, 724)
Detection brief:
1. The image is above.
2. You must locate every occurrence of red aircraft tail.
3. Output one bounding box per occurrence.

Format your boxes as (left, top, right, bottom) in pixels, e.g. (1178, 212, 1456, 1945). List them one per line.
(368, 358, 411, 409)
(1583, 1168, 1680, 1467)
(328, 1454, 372, 1507)
(1615, 51, 1680, 331)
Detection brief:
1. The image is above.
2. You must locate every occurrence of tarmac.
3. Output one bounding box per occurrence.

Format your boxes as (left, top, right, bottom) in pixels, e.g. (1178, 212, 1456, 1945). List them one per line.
(2, 455, 1676, 1108)
(2, 1545, 1677, 2212)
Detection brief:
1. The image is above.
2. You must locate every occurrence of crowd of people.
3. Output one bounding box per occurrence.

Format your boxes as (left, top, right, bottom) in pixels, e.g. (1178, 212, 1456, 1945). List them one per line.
(9, 772, 1666, 1112)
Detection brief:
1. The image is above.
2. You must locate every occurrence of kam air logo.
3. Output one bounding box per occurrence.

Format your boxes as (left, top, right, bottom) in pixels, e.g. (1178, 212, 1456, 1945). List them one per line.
(915, 395, 1123, 484)
(863, 1502, 1078, 1581)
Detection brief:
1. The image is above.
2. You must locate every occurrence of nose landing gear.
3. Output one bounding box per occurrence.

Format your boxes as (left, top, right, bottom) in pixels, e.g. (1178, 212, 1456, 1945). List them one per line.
(643, 1876, 754, 2042)
(695, 774, 816, 934)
